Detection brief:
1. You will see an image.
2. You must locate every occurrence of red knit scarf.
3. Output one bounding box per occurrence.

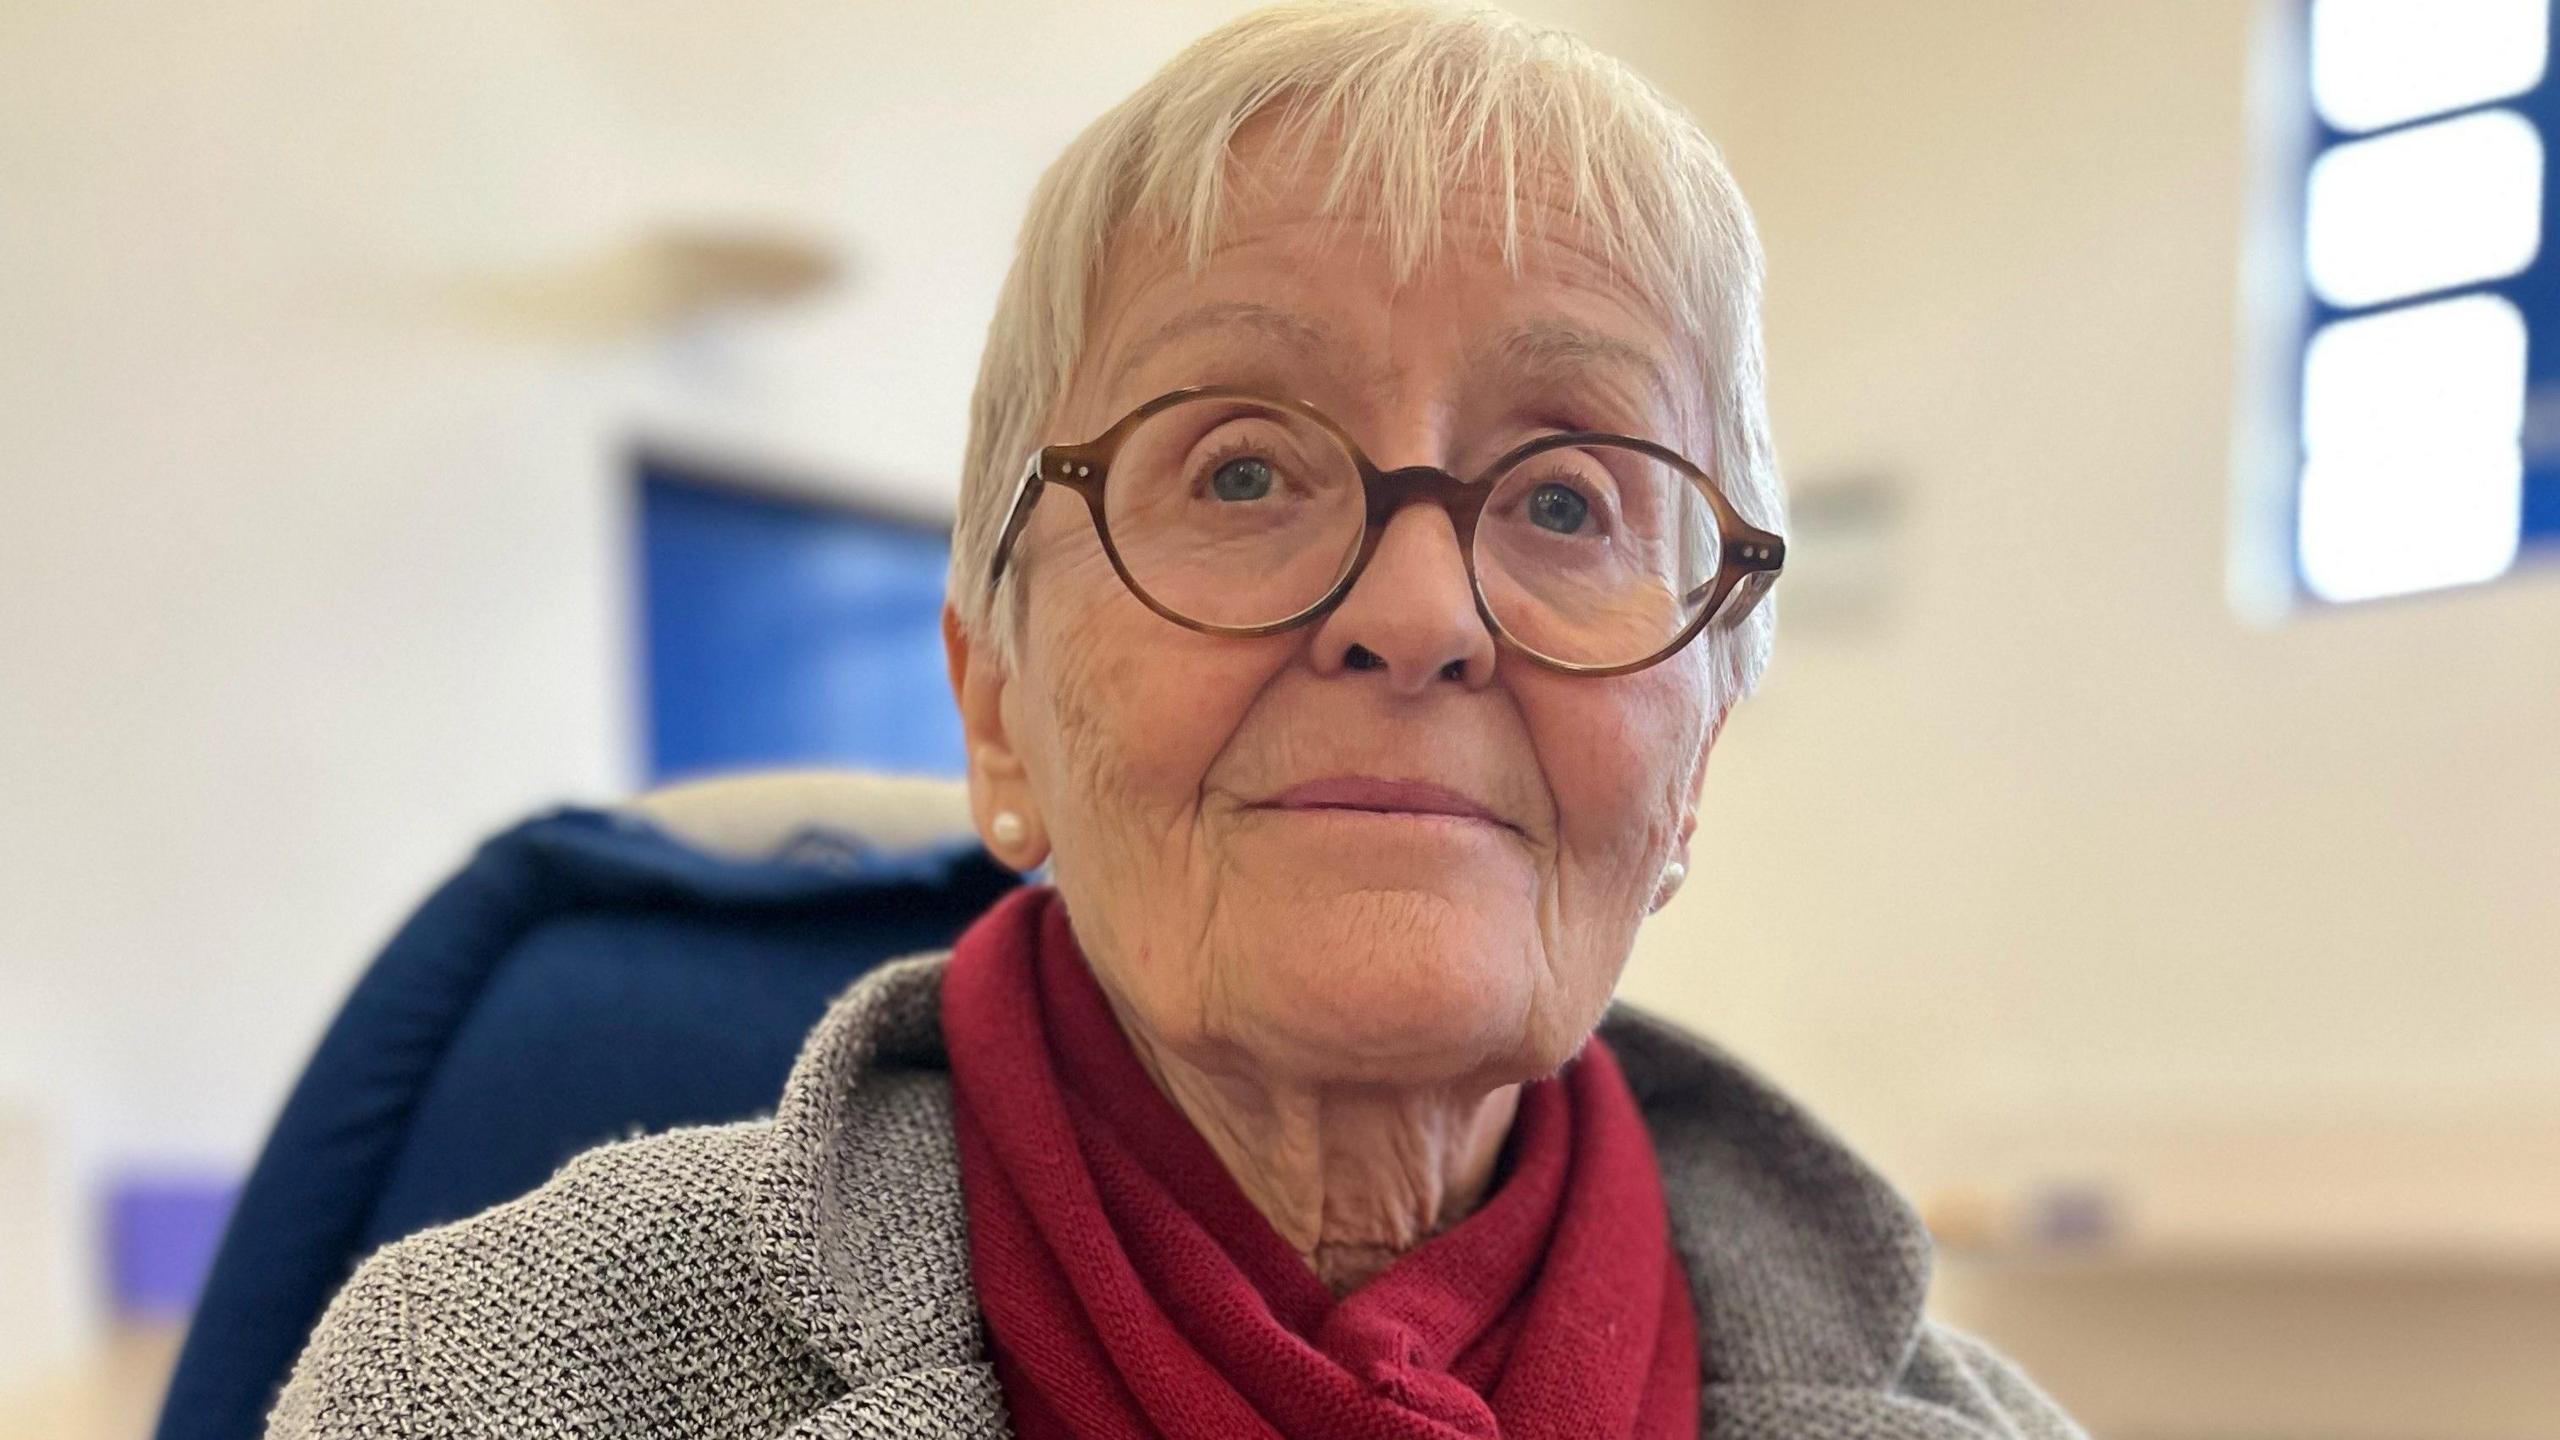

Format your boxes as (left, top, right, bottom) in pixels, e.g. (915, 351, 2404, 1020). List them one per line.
(941, 885, 1700, 1440)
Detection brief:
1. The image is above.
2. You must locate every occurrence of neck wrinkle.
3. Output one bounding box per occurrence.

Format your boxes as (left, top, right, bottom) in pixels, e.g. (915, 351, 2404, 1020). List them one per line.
(1112, 1011, 1524, 1294)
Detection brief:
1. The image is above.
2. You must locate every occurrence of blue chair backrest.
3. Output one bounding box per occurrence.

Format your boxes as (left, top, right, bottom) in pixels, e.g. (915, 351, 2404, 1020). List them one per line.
(153, 806, 1018, 1440)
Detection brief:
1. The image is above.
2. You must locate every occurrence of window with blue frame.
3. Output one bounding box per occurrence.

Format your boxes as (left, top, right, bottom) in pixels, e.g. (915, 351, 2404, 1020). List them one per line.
(636, 452, 965, 781)
(2295, 0, 2560, 602)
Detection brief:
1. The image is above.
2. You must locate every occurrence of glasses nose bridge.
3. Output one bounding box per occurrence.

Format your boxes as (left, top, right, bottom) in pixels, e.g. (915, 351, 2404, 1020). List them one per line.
(1363, 463, 1491, 549)
(1331, 462, 1497, 631)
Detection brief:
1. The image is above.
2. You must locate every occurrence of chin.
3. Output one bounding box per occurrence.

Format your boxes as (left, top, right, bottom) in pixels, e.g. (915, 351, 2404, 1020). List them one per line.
(1205, 882, 1578, 1088)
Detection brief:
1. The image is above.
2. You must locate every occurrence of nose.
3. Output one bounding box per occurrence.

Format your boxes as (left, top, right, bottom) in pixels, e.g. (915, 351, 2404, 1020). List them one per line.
(1307, 500, 1498, 691)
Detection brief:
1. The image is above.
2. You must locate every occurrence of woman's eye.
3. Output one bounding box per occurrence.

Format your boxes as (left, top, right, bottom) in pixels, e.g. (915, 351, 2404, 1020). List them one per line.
(1526, 481, 1591, 534)
(1210, 455, 1275, 501)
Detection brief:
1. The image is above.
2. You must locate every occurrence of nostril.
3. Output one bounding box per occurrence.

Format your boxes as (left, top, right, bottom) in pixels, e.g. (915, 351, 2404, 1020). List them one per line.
(1338, 647, 1471, 680)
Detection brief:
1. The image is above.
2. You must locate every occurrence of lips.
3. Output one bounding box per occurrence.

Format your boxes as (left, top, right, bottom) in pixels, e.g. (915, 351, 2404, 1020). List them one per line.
(1259, 777, 1515, 831)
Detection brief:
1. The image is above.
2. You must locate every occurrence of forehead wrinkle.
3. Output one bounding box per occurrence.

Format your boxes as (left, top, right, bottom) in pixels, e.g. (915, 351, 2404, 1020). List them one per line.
(1106, 301, 1333, 400)
(1104, 298, 1403, 411)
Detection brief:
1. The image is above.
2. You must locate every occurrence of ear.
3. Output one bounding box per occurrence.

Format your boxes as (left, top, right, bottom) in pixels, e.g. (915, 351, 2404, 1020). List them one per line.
(1673, 705, 1730, 855)
(943, 603, 1051, 872)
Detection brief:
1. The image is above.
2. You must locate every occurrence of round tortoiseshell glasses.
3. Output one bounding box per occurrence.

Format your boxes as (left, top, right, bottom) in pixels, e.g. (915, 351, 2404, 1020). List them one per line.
(987, 385, 1785, 676)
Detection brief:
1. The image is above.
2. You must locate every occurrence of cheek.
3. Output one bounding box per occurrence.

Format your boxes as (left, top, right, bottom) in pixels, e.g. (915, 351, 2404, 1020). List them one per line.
(1017, 584, 1303, 1036)
(1526, 668, 1706, 893)
(1015, 564, 1271, 864)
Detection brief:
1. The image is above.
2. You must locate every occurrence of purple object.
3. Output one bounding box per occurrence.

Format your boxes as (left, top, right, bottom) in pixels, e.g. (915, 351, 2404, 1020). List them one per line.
(2025, 1180, 2121, 1249)
(106, 1173, 241, 1318)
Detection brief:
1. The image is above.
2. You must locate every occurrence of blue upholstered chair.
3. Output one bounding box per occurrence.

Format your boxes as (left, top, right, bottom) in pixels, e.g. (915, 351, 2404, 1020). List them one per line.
(151, 773, 1017, 1440)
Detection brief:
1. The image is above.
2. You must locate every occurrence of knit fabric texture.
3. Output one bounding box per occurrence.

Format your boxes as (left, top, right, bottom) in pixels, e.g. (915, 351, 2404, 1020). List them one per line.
(264, 952, 2088, 1439)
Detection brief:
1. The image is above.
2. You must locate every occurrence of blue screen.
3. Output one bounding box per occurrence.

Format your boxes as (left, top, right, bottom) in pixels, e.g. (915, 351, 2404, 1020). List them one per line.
(638, 457, 964, 781)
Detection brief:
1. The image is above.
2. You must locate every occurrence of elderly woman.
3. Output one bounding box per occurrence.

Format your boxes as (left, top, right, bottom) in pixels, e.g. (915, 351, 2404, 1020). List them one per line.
(273, 4, 2083, 1438)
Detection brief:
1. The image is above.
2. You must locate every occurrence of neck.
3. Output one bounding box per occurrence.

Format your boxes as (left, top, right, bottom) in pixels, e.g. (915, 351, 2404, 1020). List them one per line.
(1115, 1022, 1522, 1296)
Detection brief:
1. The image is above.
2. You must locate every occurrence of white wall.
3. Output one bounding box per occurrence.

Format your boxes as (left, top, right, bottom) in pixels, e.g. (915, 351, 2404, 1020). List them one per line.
(0, 0, 1718, 1376)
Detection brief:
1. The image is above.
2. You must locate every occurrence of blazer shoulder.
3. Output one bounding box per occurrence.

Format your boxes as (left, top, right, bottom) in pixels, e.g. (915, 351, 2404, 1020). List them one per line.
(1896, 1320, 2090, 1440)
(267, 1119, 842, 1439)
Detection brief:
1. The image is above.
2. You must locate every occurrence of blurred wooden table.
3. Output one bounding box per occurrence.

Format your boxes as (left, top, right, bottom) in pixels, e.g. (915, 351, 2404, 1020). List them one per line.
(0, 1325, 181, 1440)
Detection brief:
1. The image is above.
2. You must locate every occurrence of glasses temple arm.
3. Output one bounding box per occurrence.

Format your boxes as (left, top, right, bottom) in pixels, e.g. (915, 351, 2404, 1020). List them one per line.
(987, 451, 1046, 588)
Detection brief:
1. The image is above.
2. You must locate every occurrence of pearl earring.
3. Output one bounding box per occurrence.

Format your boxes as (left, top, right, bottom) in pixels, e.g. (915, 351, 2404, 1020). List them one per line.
(990, 810, 1027, 848)
(1651, 858, 1688, 912)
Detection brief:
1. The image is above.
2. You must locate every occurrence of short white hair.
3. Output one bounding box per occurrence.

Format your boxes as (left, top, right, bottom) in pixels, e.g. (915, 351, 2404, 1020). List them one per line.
(949, 0, 1780, 712)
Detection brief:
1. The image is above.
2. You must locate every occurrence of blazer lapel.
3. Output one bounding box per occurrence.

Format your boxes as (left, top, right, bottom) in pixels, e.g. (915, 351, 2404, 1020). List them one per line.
(749, 953, 1013, 1436)
(1602, 1004, 1985, 1436)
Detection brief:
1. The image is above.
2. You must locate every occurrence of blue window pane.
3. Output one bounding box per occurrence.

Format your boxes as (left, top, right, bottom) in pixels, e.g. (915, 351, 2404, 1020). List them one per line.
(638, 457, 964, 781)
(2529, 464, 2560, 538)
(2294, 0, 2560, 595)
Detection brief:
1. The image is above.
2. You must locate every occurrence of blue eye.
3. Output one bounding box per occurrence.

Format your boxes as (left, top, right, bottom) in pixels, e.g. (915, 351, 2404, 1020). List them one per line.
(1210, 455, 1274, 501)
(1527, 481, 1590, 534)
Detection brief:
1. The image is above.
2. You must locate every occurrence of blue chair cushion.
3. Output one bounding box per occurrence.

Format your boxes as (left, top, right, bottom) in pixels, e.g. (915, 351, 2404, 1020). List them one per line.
(153, 805, 1017, 1440)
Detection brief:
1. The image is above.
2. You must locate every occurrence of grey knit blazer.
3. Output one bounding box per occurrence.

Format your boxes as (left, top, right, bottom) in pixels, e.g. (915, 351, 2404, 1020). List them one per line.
(266, 953, 2086, 1439)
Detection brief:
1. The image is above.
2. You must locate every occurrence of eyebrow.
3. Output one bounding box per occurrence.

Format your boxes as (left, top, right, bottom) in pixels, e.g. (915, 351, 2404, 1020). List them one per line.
(1468, 319, 1679, 426)
(1107, 301, 1342, 398)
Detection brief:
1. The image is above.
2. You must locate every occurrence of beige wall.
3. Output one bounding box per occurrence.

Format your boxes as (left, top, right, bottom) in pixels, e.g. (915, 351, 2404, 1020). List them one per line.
(1630, 0, 2560, 1194)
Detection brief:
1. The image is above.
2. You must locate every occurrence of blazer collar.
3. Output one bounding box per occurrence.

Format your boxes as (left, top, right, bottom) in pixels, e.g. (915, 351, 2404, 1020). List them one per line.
(1601, 1004, 1935, 1389)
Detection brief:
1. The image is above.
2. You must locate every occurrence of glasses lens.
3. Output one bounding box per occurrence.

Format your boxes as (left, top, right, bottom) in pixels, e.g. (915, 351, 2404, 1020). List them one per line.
(1101, 396, 1364, 628)
(1474, 439, 1722, 668)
